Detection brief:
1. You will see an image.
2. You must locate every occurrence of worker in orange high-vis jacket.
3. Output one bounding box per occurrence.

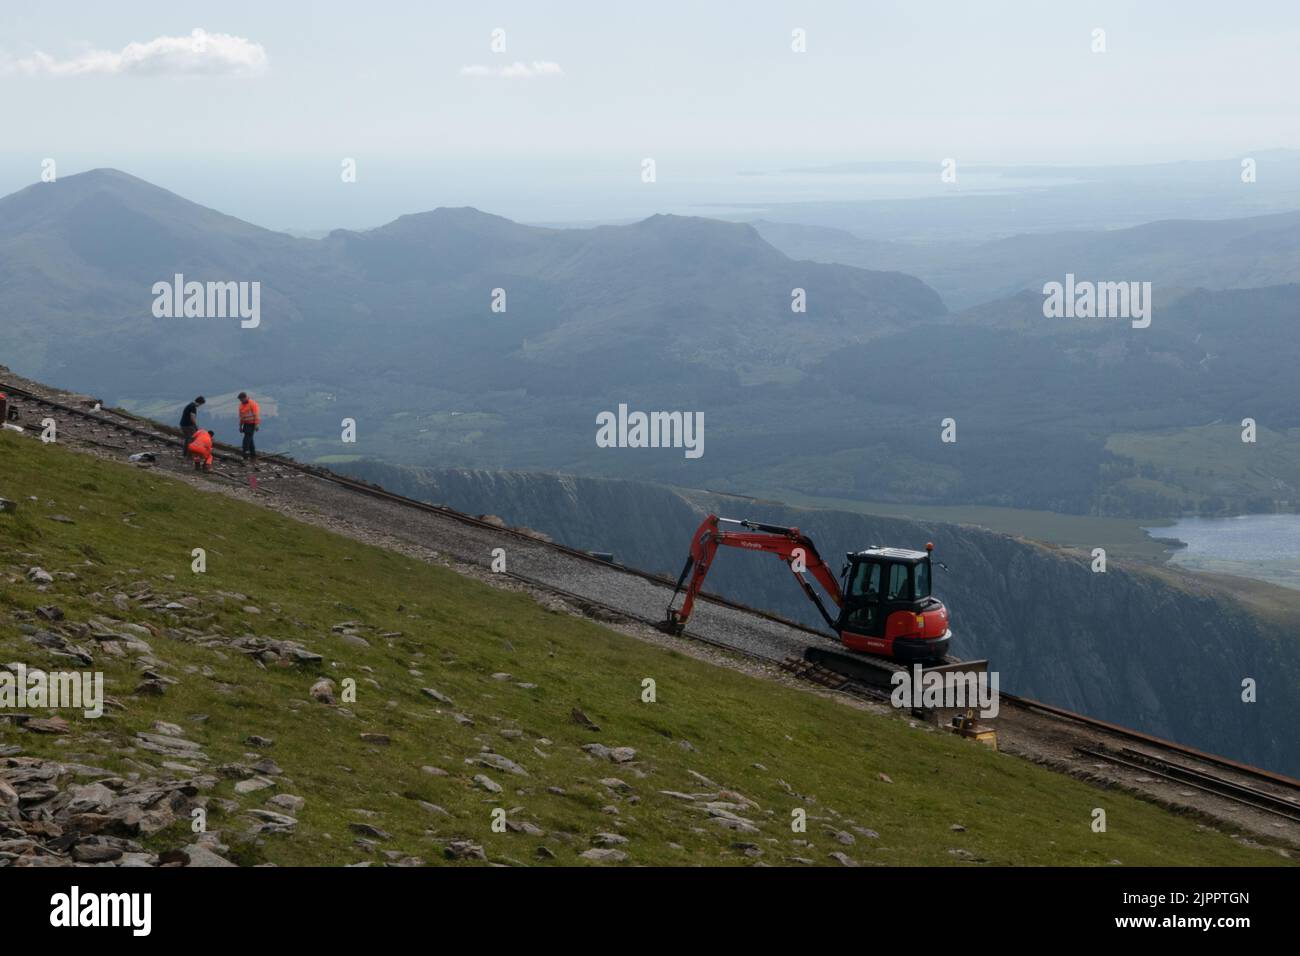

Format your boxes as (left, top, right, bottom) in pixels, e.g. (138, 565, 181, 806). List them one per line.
(188, 429, 215, 471)
(237, 391, 261, 465)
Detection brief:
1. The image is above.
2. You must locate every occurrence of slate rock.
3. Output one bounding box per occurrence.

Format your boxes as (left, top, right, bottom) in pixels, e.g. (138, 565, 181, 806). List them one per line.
(579, 848, 627, 863)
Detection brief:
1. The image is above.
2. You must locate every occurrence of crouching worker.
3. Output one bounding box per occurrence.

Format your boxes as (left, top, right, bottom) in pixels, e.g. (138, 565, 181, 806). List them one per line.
(188, 429, 215, 472)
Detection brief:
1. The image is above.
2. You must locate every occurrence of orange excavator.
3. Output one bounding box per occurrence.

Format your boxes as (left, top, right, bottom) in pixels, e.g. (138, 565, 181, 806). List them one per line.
(664, 515, 952, 664)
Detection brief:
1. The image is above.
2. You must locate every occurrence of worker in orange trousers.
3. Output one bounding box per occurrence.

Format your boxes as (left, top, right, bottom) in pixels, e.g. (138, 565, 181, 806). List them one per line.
(188, 429, 215, 471)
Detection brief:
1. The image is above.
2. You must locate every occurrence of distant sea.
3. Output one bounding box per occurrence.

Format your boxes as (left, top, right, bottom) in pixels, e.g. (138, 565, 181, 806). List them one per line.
(1145, 515, 1300, 590)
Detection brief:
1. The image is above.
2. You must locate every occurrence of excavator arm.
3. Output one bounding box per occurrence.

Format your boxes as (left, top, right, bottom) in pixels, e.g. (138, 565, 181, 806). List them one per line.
(664, 515, 844, 632)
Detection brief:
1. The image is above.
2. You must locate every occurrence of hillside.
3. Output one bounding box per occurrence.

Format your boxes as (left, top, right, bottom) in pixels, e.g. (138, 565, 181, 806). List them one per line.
(0, 427, 1289, 867)
(340, 462, 1300, 776)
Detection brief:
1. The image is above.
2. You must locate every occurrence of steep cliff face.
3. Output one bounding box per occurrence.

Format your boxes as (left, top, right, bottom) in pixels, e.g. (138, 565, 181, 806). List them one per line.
(343, 461, 1300, 775)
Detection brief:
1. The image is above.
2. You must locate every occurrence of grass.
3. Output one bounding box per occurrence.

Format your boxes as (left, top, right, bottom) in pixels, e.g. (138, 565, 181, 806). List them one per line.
(1106, 424, 1300, 512)
(0, 428, 1290, 867)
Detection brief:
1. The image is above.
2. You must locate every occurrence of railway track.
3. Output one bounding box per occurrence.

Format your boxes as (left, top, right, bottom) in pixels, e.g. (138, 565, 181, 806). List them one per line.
(4, 376, 1299, 834)
(1075, 745, 1300, 824)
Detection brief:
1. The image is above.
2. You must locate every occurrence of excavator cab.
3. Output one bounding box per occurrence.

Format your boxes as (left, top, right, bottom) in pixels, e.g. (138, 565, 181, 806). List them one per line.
(836, 546, 950, 661)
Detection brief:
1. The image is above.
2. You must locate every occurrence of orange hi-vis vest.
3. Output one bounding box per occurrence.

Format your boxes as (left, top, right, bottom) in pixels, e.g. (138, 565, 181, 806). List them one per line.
(188, 431, 214, 464)
(239, 399, 261, 427)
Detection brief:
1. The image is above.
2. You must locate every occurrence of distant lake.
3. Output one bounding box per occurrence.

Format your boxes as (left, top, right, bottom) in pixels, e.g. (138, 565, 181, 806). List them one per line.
(1145, 515, 1300, 589)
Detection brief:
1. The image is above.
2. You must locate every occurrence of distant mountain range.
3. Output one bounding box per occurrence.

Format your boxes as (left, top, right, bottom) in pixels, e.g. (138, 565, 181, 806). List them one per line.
(754, 210, 1300, 310)
(2, 168, 1297, 518)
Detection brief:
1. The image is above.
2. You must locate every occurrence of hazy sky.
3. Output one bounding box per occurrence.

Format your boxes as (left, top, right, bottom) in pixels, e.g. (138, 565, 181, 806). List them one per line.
(2, 0, 1297, 228)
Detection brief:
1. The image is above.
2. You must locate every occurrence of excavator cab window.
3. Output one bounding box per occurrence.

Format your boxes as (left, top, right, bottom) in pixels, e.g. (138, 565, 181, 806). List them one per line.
(915, 560, 931, 599)
(886, 563, 910, 601)
(848, 558, 927, 607)
(841, 560, 883, 635)
(847, 561, 881, 600)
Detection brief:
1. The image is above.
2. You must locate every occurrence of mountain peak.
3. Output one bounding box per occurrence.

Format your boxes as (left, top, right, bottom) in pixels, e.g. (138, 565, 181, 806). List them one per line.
(29, 167, 182, 200)
(0, 166, 301, 269)
(0, 166, 244, 236)
(73, 167, 148, 183)
(361, 205, 551, 241)
(635, 212, 755, 234)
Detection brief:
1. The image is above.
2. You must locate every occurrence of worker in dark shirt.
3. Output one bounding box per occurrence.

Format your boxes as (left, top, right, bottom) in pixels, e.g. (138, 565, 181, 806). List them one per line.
(179, 396, 206, 457)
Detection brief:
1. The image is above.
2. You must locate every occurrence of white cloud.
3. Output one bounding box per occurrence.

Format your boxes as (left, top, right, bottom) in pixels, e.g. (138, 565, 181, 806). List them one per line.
(8, 29, 267, 77)
(460, 61, 563, 79)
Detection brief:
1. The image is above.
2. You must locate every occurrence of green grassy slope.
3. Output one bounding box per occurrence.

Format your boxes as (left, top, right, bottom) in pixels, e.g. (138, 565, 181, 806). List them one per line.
(1106, 425, 1300, 514)
(0, 430, 1287, 866)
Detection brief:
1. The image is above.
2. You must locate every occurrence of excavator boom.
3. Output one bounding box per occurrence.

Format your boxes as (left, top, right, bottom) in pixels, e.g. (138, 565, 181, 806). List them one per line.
(664, 515, 843, 632)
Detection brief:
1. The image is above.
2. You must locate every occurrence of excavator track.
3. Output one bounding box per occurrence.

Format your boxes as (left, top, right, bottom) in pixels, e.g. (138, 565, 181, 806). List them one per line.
(778, 656, 855, 691)
(802, 643, 988, 688)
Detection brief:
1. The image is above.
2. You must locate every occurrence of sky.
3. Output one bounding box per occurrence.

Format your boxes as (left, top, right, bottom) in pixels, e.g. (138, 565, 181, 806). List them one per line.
(1, 0, 1298, 229)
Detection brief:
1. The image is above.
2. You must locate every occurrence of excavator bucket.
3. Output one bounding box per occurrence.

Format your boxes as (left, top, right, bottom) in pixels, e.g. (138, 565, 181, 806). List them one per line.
(658, 611, 686, 636)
